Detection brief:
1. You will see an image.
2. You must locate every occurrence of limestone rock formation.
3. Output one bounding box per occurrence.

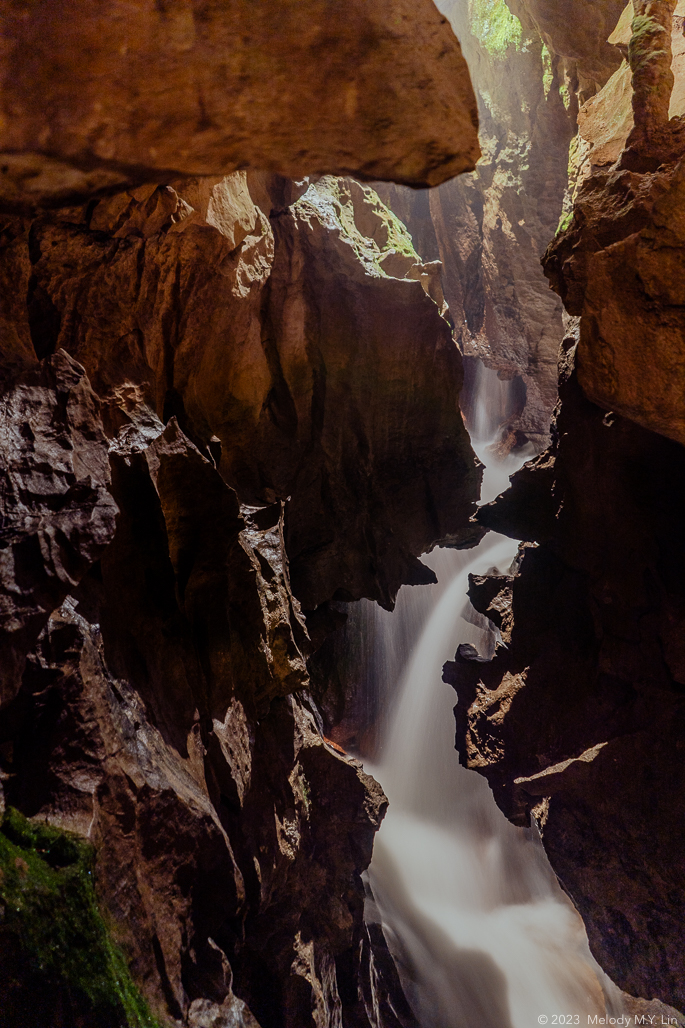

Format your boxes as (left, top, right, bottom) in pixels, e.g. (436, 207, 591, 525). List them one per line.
(4, 491, 387, 1024)
(557, 2, 685, 223)
(0, 163, 481, 1025)
(0, 351, 118, 705)
(1, 175, 480, 614)
(0, 0, 479, 209)
(546, 154, 685, 446)
(545, 0, 685, 446)
(508, 0, 626, 97)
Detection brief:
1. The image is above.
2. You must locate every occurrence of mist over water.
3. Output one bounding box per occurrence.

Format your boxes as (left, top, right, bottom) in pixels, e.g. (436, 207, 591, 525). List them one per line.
(361, 365, 623, 1028)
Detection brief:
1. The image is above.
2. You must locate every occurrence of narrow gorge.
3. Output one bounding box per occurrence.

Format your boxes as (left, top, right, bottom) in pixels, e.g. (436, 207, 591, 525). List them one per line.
(0, 2, 683, 1027)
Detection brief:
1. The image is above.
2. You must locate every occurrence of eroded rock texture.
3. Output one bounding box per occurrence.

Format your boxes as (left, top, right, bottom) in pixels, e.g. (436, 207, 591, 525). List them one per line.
(447, 3, 685, 1008)
(0, 165, 480, 1026)
(0, 0, 479, 208)
(0, 351, 118, 705)
(7, 176, 480, 612)
(509, 0, 626, 97)
(6, 481, 386, 1025)
(546, 0, 685, 446)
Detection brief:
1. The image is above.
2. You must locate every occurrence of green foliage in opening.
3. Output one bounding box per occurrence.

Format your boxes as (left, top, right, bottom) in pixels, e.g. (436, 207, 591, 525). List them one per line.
(559, 82, 571, 110)
(0, 807, 162, 1028)
(470, 0, 523, 58)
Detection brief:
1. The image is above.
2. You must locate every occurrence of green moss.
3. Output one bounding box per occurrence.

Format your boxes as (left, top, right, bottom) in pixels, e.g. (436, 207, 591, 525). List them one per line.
(559, 82, 571, 110)
(567, 136, 578, 181)
(295, 177, 421, 277)
(629, 14, 669, 71)
(541, 43, 553, 98)
(470, 0, 522, 58)
(556, 210, 574, 236)
(0, 807, 162, 1027)
(299, 775, 311, 815)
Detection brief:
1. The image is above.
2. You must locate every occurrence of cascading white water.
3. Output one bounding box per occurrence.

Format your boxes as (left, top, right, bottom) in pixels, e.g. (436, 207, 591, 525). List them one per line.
(363, 365, 624, 1028)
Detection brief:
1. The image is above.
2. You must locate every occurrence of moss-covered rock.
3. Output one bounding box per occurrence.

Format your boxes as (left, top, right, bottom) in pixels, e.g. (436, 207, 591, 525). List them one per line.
(294, 177, 421, 277)
(0, 807, 161, 1028)
(470, 0, 523, 58)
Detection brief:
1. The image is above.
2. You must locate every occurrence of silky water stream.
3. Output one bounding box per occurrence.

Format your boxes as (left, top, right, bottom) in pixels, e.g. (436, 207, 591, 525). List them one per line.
(360, 366, 624, 1028)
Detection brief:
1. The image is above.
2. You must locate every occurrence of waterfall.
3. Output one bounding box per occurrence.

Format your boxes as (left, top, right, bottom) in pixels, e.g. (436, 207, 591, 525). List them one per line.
(363, 365, 623, 1028)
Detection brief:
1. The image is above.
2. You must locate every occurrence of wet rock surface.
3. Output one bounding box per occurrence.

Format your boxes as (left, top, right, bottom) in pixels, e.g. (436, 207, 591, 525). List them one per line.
(7, 590, 386, 1025)
(0, 404, 395, 1026)
(0, 350, 118, 706)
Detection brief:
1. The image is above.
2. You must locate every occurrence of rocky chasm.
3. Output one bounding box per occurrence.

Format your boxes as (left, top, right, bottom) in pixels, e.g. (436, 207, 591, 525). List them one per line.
(1, 1, 685, 1027)
(446, 0, 685, 1013)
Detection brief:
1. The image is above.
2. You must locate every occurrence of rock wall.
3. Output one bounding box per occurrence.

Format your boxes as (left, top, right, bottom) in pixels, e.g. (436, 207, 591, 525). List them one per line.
(446, 0, 685, 1009)
(0, 0, 479, 209)
(0, 164, 480, 1027)
(508, 0, 626, 98)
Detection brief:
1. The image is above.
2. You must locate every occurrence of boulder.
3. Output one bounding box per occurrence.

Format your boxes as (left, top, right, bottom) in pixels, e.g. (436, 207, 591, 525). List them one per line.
(0, 0, 479, 209)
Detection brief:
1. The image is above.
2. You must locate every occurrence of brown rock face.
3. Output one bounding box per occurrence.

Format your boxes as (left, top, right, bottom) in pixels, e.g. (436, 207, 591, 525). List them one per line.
(0, 0, 479, 208)
(0, 351, 118, 705)
(545, 155, 685, 446)
(3, 175, 480, 612)
(447, 334, 685, 1008)
(5, 450, 387, 1023)
(0, 382, 401, 1027)
(563, 2, 685, 203)
(545, 0, 685, 447)
(0, 166, 481, 1024)
(627, 0, 678, 146)
(508, 0, 626, 96)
